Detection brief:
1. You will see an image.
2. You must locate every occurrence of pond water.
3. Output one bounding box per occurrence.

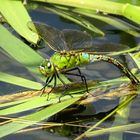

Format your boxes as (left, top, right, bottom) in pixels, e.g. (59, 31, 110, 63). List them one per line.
(0, 4, 140, 140)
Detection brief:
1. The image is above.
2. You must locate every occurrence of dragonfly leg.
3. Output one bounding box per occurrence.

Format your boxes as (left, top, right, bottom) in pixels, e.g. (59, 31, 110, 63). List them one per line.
(63, 67, 89, 92)
(40, 75, 54, 96)
(55, 71, 73, 102)
(46, 74, 57, 100)
(64, 72, 89, 93)
(58, 93, 73, 103)
(40, 76, 50, 94)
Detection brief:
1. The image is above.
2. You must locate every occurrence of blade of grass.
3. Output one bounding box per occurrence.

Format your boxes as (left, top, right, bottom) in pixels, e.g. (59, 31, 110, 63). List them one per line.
(107, 0, 140, 5)
(0, 96, 49, 115)
(32, 0, 125, 14)
(33, 0, 140, 24)
(0, 98, 34, 108)
(1, 77, 139, 117)
(43, 6, 105, 36)
(109, 96, 132, 140)
(0, 24, 43, 78)
(26, 2, 104, 35)
(130, 52, 140, 69)
(0, 92, 83, 115)
(75, 94, 137, 140)
(0, 72, 43, 90)
(0, 97, 80, 138)
(0, 0, 38, 43)
(86, 123, 140, 138)
(122, 3, 140, 25)
(73, 8, 140, 37)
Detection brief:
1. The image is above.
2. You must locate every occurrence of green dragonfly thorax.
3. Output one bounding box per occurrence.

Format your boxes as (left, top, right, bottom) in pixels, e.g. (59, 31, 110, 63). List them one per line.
(50, 52, 90, 71)
(39, 52, 90, 77)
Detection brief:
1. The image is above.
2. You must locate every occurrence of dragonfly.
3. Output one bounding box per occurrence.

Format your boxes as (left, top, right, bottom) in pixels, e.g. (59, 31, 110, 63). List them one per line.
(29, 22, 140, 93)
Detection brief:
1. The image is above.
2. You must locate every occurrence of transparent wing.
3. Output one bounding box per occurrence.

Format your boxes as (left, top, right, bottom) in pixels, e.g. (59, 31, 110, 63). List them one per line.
(28, 22, 129, 54)
(62, 29, 93, 51)
(82, 42, 129, 54)
(28, 21, 67, 52)
(62, 29, 129, 54)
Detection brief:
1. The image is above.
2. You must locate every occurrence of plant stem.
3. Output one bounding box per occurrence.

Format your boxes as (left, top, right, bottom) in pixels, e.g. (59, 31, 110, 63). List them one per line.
(33, 0, 140, 24)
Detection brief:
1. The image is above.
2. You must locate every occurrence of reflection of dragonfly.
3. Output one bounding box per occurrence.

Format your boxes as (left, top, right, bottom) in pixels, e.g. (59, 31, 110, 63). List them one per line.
(30, 22, 140, 93)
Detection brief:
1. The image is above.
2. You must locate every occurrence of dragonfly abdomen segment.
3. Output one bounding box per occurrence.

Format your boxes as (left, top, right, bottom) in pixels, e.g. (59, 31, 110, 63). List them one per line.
(89, 54, 139, 85)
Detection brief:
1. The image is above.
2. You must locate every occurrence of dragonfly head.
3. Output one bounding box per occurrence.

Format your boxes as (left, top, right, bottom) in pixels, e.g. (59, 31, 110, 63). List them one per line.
(39, 59, 54, 76)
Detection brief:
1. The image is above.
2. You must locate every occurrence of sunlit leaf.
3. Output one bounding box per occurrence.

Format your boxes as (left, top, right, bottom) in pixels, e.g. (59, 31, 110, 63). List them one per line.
(0, 24, 43, 78)
(46, 7, 104, 36)
(0, 97, 80, 138)
(0, 72, 42, 90)
(86, 123, 140, 138)
(33, 0, 140, 24)
(0, 0, 38, 43)
(73, 8, 140, 37)
(75, 94, 137, 139)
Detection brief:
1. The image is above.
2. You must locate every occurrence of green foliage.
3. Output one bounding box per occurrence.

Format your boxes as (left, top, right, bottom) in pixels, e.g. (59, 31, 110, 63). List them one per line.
(0, 0, 140, 139)
(0, 72, 42, 89)
(76, 94, 140, 139)
(0, 24, 43, 77)
(0, 0, 38, 43)
(32, 0, 140, 24)
(0, 97, 80, 138)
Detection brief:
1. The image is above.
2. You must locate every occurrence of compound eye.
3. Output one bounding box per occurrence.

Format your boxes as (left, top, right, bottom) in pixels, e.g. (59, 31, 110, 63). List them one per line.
(47, 62, 52, 69)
